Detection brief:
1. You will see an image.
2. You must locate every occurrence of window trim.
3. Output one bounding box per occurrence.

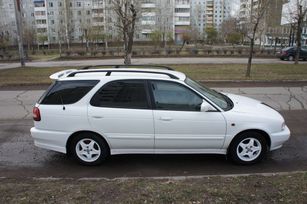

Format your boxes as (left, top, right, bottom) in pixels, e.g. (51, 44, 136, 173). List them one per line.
(90, 79, 152, 110)
(148, 80, 219, 112)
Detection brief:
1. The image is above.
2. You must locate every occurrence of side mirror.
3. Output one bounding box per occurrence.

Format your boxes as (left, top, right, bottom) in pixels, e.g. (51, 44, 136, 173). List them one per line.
(200, 100, 216, 112)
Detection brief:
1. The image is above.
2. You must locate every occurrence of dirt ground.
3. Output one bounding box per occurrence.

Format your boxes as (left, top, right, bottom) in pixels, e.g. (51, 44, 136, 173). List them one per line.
(0, 172, 306, 203)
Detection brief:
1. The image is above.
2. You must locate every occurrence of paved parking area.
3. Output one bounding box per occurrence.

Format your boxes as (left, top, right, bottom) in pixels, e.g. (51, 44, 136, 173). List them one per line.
(0, 86, 306, 120)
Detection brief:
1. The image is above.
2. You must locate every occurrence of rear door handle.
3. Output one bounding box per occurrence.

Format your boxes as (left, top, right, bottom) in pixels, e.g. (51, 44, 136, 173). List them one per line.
(159, 117, 173, 121)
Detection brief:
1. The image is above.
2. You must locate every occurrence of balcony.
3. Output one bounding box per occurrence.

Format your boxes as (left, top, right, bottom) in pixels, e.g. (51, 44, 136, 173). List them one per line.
(92, 22, 104, 26)
(175, 4, 190, 9)
(141, 20, 155, 25)
(92, 4, 104, 9)
(175, 21, 190, 26)
(141, 3, 156, 8)
(175, 13, 190, 17)
(92, 13, 104, 18)
(141, 29, 153, 34)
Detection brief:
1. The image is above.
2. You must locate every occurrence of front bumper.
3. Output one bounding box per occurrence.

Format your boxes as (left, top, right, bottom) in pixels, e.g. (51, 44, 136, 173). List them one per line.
(269, 125, 291, 151)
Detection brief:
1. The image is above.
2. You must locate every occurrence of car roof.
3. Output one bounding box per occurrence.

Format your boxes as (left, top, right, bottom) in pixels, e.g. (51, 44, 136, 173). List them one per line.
(51, 68, 187, 82)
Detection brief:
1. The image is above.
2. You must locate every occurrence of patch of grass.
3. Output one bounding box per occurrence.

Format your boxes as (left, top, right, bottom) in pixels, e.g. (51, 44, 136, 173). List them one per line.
(171, 64, 307, 81)
(0, 64, 307, 87)
(0, 173, 306, 203)
(0, 67, 70, 86)
(28, 53, 60, 61)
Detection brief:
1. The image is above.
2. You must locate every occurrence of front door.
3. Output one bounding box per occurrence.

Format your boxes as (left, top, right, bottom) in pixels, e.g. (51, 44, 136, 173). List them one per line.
(150, 80, 226, 151)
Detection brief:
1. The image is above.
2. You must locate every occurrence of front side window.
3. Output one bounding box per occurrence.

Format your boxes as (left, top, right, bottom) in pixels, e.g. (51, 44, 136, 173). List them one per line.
(185, 78, 233, 111)
(90, 80, 149, 109)
(151, 81, 202, 111)
(40, 80, 99, 105)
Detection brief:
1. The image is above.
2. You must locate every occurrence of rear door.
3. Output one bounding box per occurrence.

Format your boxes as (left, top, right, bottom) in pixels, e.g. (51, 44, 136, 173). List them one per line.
(88, 80, 154, 153)
(37, 80, 99, 132)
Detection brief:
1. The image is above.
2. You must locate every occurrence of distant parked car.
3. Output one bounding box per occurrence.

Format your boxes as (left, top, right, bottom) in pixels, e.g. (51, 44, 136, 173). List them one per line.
(279, 47, 307, 61)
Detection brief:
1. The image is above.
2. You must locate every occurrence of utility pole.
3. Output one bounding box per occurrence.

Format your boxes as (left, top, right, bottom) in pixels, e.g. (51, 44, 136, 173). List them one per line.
(13, 0, 25, 67)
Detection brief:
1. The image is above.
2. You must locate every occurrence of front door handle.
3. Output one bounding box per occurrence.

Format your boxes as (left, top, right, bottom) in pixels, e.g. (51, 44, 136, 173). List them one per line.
(92, 116, 104, 119)
(159, 117, 173, 121)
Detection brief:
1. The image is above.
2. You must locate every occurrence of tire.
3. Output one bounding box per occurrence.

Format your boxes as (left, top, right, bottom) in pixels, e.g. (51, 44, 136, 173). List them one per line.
(228, 132, 267, 165)
(70, 132, 109, 166)
(288, 55, 294, 61)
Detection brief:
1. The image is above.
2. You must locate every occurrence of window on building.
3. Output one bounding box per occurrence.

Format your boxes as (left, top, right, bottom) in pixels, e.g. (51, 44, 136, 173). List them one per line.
(77, 2, 82, 7)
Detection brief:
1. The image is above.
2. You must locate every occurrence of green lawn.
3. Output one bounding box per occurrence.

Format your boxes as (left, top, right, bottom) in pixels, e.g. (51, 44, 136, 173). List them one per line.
(0, 64, 307, 87)
(0, 172, 306, 203)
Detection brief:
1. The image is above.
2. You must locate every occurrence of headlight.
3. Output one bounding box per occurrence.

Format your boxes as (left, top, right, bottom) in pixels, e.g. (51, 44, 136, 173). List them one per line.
(281, 122, 286, 131)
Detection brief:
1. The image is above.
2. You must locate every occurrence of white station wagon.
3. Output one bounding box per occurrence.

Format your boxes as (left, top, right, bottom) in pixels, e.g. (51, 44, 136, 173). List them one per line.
(31, 65, 290, 165)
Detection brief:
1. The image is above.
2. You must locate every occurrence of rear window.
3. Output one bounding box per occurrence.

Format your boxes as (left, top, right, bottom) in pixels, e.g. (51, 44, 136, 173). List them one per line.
(39, 80, 99, 105)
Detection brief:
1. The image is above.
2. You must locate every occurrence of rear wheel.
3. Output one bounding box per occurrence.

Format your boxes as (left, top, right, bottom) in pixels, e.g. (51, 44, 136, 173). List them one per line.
(70, 133, 109, 166)
(288, 55, 294, 61)
(228, 132, 267, 165)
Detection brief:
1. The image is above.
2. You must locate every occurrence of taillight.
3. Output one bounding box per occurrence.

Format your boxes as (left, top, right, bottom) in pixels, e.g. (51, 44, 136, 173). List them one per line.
(33, 107, 41, 121)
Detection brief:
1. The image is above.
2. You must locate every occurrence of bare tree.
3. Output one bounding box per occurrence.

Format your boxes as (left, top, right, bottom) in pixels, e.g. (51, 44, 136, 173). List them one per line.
(23, 26, 36, 53)
(288, 0, 307, 64)
(245, 0, 270, 78)
(282, 0, 307, 64)
(111, 0, 138, 65)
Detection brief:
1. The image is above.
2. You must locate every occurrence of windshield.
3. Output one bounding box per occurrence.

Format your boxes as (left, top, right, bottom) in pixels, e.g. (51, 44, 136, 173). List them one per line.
(185, 78, 233, 111)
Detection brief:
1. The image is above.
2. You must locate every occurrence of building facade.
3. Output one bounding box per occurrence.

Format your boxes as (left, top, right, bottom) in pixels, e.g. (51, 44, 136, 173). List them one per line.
(0, 0, 35, 46)
(191, 0, 231, 39)
(0, 0, 234, 46)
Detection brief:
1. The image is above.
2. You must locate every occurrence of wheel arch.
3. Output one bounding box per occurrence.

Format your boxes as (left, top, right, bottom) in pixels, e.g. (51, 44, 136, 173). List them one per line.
(66, 130, 111, 155)
(228, 129, 271, 153)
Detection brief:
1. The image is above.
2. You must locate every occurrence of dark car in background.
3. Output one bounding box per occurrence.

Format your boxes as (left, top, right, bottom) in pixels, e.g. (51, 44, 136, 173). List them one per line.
(279, 47, 307, 61)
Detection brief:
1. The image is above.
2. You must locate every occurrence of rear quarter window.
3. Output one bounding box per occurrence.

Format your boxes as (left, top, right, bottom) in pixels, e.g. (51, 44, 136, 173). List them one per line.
(39, 80, 99, 105)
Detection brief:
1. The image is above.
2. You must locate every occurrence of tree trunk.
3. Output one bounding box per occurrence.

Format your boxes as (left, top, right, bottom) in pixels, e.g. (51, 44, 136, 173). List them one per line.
(295, 16, 302, 65)
(246, 37, 254, 77)
(124, 52, 132, 65)
(58, 40, 62, 56)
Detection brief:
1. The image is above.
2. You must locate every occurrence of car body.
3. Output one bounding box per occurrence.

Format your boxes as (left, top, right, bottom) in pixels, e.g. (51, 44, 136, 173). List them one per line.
(30, 66, 290, 165)
(279, 47, 307, 61)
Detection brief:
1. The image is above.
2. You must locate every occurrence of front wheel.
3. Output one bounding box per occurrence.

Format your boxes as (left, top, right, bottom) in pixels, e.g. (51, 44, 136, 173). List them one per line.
(70, 133, 109, 166)
(288, 55, 294, 61)
(228, 132, 267, 165)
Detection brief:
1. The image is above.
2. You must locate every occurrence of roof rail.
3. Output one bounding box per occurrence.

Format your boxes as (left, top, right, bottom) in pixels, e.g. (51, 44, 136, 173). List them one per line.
(81, 64, 174, 70)
(67, 69, 179, 79)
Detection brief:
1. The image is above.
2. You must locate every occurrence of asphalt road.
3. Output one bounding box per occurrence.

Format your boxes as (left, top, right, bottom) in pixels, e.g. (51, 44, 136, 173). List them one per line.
(0, 110, 306, 179)
(0, 84, 306, 179)
(1, 57, 306, 70)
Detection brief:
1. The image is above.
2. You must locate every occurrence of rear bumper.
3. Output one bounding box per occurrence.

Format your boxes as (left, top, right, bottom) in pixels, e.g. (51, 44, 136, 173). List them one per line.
(269, 126, 291, 151)
(30, 127, 70, 154)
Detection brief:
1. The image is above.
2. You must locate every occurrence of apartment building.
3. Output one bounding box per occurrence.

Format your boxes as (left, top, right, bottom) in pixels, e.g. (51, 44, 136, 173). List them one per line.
(0, 0, 235, 46)
(138, 0, 174, 41)
(191, 0, 231, 36)
(174, 0, 191, 42)
(279, 0, 307, 46)
(0, 0, 35, 46)
(33, 0, 110, 45)
(239, 0, 291, 46)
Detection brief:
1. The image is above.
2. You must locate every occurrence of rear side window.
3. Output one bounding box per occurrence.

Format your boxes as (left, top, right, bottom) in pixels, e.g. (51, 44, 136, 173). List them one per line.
(40, 80, 99, 105)
(90, 80, 149, 109)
